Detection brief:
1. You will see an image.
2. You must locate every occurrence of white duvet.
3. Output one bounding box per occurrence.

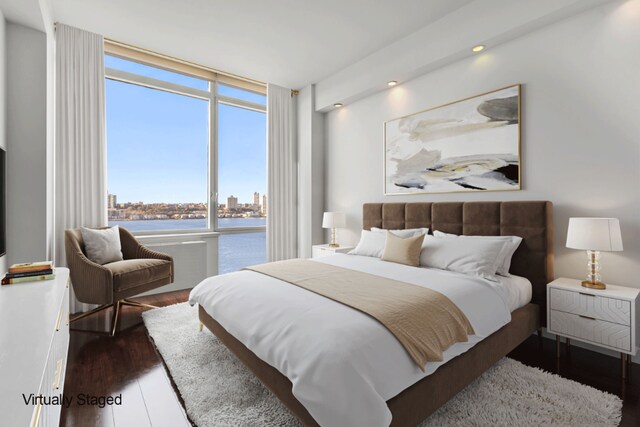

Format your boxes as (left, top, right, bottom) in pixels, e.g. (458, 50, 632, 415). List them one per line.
(189, 254, 518, 427)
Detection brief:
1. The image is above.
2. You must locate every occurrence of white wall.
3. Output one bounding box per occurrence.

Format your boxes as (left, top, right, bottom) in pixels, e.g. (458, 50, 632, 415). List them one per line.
(324, 1, 640, 289)
(44, 19, 55, 263)
(0, 10, 6, 274)
(314, 0, 613, 111)
(297, 85, 325, 257)
(6, 22, 48, 266)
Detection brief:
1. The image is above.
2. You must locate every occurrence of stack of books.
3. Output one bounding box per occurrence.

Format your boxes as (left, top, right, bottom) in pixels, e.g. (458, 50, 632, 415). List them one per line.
(2, 261, 55, 285)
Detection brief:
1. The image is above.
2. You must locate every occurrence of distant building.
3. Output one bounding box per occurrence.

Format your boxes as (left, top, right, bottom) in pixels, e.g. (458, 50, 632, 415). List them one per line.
(227, 195, 238, 210)
(108, 193, 117, 209)
(253, 192, 260, 208)
(261, 194, 267, 215)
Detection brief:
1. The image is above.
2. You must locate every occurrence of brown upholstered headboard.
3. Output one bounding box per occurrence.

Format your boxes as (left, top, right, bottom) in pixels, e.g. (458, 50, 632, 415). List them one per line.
(363, 201, 554, 324)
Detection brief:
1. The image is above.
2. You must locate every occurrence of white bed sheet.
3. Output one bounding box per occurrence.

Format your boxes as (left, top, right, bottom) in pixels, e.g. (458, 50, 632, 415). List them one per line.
(189, 254, 513, 427)
(497, 274, 532, 311)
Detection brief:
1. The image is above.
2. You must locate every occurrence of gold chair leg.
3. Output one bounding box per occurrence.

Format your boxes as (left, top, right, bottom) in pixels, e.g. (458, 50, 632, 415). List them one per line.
(199, 322, 204, 332)
(69, 304, 112, 323)
(111, 301, 121, 336)
(72, 299, 157, 337)
(122, 299, 159, 310)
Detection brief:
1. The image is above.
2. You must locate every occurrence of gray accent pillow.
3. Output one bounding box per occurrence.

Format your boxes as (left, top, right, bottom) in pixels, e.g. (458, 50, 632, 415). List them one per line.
(80, 226, 124, 265)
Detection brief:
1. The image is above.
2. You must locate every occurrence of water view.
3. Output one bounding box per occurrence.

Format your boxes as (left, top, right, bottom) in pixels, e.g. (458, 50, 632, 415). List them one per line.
(108, 217, 266, 274)
(108, 217, 266, 231)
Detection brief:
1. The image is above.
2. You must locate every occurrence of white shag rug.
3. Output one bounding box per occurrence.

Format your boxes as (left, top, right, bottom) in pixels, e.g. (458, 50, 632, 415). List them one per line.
(143, 303, 622, 427)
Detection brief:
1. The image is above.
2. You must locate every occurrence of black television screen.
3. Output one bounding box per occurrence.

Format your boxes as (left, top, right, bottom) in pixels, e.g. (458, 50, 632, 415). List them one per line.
(0, 148, 4, 256)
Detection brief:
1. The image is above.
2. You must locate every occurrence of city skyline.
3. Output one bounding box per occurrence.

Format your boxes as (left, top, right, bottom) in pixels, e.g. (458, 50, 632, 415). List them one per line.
(107, 191, 266, 222)
(108, 191, 264, 206)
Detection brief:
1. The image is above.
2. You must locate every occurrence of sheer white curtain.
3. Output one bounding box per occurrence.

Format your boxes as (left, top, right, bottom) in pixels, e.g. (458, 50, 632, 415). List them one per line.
(54, 24, 107, 313)
(266, 84, 297, 261)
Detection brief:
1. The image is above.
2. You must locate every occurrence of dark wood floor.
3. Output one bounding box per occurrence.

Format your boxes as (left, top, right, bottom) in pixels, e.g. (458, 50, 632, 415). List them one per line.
(61, 290, 639, 426)
(60, 290, 192, 427)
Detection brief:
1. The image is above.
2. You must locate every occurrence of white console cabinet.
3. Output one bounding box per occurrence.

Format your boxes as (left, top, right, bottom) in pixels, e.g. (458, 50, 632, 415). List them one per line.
(0, 268, 70, 426)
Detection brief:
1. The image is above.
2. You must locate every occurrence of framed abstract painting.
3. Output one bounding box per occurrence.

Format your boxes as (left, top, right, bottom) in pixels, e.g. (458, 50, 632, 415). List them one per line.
(384, 84, 521, 195)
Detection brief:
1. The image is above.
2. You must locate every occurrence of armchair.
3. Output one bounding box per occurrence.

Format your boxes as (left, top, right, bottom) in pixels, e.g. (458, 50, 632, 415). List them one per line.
(65, 226, 174, 335)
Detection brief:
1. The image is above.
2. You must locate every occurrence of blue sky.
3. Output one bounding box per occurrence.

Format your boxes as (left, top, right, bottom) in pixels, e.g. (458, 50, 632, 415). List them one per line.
(105, 56, 266, 205)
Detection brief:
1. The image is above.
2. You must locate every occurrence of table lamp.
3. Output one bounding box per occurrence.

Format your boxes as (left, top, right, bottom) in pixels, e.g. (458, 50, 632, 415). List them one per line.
(566, 217, 623, 289)
(322, 212, 346, 248)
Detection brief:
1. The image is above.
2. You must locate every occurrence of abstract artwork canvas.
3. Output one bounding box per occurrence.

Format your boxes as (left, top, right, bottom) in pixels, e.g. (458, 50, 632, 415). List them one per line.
(384, 84, 521, 195)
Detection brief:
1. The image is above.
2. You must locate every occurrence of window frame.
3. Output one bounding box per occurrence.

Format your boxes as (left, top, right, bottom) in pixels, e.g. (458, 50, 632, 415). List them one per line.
(104, 53, 266, 238)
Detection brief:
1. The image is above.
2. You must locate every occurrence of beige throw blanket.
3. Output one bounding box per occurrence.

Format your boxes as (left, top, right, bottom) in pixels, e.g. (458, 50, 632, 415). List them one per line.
(245, 259, 474, 371)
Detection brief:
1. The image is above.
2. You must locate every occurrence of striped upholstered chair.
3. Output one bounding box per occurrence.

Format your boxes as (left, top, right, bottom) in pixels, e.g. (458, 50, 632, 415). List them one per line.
(65, 226, 173, 335)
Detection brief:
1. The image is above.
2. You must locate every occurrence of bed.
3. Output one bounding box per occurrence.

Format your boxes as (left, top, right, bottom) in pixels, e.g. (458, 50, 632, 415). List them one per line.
(191, 201, 554, 426)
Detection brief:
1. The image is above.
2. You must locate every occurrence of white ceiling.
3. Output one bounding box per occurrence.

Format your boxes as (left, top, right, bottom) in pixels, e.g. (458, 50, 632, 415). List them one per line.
(0, 0, 51, 31)
(52, 0, 472, 88)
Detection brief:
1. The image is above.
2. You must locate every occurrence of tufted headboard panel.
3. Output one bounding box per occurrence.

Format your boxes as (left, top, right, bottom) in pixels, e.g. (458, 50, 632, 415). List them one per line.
(363, 201, 554, 324)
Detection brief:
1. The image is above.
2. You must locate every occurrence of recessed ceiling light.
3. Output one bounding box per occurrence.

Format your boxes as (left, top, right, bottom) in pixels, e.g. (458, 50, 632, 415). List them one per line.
(387, 80, 398, 87)
(472, 45, 485, 53)
(334, 103, 343, 108)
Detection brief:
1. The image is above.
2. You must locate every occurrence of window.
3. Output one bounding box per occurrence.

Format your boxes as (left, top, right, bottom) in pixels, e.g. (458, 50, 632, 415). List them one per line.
(105, 49, 267, 271)
(217, 103, 266, 229)
(218, 84, 266, 105)
(106, 78, 209, 231)
(218, 232, 266, 274)
(105, 55, 209, 90)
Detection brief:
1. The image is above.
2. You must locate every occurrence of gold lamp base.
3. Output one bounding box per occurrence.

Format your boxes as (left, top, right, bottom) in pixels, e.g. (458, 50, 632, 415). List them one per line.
(328, 227, 340, 248)
(581, 280, 606, 290)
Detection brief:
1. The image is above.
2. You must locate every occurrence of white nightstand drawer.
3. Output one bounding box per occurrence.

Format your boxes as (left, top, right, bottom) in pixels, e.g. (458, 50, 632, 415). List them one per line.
(311, 245, 354, 259)
(312, 247, 334, 258)
(549, 310, 631, 352)
(549, 288, 631, 326)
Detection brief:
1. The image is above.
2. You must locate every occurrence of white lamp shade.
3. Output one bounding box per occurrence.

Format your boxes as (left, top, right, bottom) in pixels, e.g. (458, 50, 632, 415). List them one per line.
(566, 217, 623, 251)
(322, 212, 346, 229)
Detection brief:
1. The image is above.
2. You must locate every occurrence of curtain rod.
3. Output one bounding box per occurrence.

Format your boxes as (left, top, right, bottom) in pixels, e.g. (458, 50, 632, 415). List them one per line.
(54, 22, 298, 96)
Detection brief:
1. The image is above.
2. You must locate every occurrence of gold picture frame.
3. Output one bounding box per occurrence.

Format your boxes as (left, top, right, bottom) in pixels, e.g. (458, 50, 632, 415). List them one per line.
(384, 84, 521, 195)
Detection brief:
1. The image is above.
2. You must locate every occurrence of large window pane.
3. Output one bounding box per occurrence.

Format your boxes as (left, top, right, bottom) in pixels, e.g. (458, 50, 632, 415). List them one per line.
(218, 232, 266, 273)
(106, 79, 209, 232)
(106, 55, 209, 90)
(217, 103, 266, 228)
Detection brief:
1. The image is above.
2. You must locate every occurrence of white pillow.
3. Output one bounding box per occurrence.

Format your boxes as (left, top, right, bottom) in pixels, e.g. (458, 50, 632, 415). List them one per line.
(433, 231, 522, 276)
(419, 235, 507, 281)
(349, 230, 387, 258)
(351, 228, 429, 258)
(371, 227, 429, 238)
(80, 226, 124, 265)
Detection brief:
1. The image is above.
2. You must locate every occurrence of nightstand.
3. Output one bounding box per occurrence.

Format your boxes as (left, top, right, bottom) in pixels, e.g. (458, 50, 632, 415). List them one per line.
(311, 244, 354, 258)
(547, 277, 639, 379)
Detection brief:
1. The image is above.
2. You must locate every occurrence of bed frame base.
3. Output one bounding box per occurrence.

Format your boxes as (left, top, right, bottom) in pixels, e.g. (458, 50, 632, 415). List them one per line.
(199, 303, 540, 426)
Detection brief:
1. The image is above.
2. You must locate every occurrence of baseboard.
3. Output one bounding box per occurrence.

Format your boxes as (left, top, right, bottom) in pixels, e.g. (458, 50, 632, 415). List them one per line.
(138, 282, 194, 297)
(539, 328, 639, 364)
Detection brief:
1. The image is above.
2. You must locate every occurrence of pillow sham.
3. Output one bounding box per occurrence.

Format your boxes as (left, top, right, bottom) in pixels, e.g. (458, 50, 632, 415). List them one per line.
(350, 228, 429, 258)
(349, 230, 387, 258)
(371, 227, 429, 239)
(80, 226, 124, 265)
(381, 232, 425, 267)
(433, 231, 523, 276)
(419, 235, 507, 281)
